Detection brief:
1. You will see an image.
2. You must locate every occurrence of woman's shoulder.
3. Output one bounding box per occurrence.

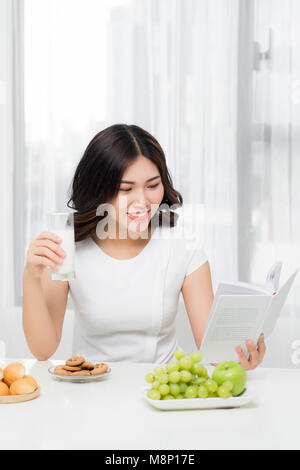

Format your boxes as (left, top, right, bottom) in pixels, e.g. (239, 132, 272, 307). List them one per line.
(161, 217, 208, 274)
(160, 214, 202, 246)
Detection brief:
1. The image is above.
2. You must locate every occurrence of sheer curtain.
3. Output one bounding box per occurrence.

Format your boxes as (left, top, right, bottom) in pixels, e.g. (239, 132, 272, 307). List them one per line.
(250, 0, 300, 314)
(143, 0, 239, 286)
(245, 0, 300, 367)
(0, 0, 14, 310)
(0, 0, 23, 358)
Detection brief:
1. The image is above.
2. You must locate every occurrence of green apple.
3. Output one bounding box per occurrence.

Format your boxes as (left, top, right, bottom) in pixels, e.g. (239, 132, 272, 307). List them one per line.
(212, 361, 246, 396)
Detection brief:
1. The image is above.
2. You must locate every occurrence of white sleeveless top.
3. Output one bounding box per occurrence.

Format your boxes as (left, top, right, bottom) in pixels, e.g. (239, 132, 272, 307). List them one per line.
(68, 223, 207, 364)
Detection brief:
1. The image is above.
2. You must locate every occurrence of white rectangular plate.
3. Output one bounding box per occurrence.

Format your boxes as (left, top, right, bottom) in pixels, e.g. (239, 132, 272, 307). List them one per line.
(144, 388, 254, 410)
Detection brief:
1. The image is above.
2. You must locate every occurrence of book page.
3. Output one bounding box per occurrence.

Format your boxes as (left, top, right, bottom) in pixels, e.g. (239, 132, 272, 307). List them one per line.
(265, 261, 283, 293)
(263, 268, 299, 336)
(216, 281, 270, 296)
(204, 282, 270, 333)
(200, 294, 272, 363)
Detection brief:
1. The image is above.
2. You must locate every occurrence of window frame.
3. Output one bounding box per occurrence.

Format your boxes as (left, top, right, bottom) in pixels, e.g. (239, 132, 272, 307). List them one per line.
(13, 0, 25, 307)
(236, 0, 256, 282)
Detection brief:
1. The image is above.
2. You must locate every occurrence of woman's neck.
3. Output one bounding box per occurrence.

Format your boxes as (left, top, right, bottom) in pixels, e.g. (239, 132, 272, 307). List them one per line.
(93, 223, 153, 249)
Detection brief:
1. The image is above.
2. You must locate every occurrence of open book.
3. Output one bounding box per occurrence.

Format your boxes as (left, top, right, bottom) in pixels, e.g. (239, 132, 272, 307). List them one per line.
(199, 262, 299, 364)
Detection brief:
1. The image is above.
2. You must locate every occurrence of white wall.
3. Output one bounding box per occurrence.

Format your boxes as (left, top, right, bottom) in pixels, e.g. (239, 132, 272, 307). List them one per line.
(1, 297, 300, 369)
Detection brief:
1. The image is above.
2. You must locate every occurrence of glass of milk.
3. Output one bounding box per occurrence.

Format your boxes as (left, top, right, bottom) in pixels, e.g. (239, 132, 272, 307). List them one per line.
(47, 212, 76, 281)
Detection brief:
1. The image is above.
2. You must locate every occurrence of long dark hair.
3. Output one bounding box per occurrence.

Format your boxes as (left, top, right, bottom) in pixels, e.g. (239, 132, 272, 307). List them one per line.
(67, 124, 183, 242)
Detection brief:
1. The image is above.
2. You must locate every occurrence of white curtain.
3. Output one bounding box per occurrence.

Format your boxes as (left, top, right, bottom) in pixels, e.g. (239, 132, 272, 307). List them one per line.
(0, 0, 16, 336)
(143, 0, 239, 287)
(24, 0, 239, 293)
(0, 0, 25, 358)
(250, 0, 300, 315)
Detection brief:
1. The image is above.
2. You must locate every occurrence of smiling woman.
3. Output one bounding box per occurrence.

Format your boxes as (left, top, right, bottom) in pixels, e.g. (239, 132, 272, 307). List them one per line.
(22, 123, 215, 364)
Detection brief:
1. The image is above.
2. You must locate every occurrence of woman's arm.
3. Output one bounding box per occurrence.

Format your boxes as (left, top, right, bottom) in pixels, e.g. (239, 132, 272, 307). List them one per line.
(22, 267, 69, 360)
(22, 231, 70, 360)
(181, 261, 214, 350)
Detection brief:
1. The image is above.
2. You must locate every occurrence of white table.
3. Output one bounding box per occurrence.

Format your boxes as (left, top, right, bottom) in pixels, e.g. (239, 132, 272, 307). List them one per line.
(1, 359, 300, 450)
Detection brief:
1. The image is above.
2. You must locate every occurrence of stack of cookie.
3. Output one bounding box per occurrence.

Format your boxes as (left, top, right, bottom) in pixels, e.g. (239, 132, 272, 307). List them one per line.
(54, 357, 108, 377)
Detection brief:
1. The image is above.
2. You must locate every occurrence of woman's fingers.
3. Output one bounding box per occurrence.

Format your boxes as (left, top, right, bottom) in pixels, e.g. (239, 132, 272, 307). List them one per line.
(245, 340, 260, 369)
(257, 333, 267, 361)
(33, 246, 64, 265)
(25, 232, 65, 280)
(36, 231, 61, 243)
(236, 334, 266, 370)
(28, 234, 67, 271)
(35, 239, 66, 258)
(32, 255, 59, 270)
(235, 346, 251, 370)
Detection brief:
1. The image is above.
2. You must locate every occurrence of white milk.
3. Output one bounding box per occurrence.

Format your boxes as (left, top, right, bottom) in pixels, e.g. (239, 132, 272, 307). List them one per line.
(52, 229, 75, 274)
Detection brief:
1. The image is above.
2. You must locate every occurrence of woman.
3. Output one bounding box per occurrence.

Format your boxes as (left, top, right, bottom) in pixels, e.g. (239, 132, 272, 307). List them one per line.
(22, 124, 266, 369)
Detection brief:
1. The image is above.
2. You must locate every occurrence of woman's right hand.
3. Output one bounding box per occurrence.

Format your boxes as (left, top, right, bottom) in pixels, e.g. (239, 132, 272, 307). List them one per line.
(24, 231, 66, 280)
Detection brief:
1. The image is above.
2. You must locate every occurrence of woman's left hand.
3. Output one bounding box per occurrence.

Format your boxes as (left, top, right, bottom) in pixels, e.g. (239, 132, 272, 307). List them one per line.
(235, 333, 266, 370)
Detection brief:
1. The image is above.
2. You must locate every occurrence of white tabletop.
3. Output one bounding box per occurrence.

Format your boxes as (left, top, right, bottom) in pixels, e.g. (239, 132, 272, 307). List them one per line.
(1, 359, 300, 450)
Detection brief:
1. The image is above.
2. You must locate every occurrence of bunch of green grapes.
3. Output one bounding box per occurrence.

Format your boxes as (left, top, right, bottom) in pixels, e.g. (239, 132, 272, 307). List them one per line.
(145, 349, 233, 400)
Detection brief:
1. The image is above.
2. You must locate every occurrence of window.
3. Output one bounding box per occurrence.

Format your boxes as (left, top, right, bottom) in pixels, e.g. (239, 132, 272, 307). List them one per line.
(17, 0, 300, 318)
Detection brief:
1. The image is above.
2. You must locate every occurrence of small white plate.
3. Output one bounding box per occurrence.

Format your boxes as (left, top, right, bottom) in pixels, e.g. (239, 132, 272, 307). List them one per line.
(48, 366, 111, 383)
(144, 387, 254, 410)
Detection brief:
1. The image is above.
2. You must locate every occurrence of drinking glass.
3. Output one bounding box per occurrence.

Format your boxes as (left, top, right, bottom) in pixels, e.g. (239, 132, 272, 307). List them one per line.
(47, 212, 75, 281)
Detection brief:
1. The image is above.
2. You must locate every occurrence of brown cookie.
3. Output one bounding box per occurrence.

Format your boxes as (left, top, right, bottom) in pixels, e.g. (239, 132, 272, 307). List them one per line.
(54, 367, 71, 376)
(71, 370, 91, 376)
(63, 365, 83, 372)
(66, 356, 85, 367)
(96, 363, 109, 371)
(90, 364, 108, 375)
(81, 362, 95, 370)
(54, 365, 67, 372)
